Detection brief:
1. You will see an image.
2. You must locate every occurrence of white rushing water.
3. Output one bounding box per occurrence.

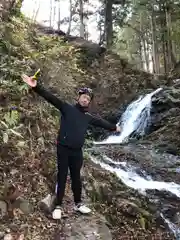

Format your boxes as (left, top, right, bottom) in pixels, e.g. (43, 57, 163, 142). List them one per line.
(90, 155, 180, 198)
(94, 87, 162, 145)
(161, 213, 180, 239)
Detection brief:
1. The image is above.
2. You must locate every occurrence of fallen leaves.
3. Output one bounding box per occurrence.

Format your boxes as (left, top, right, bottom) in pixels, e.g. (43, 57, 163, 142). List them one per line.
(3, 184, 21, 201)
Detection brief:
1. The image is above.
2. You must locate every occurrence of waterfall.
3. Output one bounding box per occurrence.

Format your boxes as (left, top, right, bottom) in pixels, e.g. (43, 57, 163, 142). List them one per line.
(160, 214, 180, 239)
(90, 87, 180, 238)
(94, 87, 162, 145)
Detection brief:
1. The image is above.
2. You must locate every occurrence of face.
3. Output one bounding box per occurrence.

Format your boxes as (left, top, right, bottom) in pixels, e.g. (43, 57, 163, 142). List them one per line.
(78, 94, 91, 107)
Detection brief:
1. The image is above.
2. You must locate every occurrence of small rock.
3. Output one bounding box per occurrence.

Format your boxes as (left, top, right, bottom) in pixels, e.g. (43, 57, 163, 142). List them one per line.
(39, 194, 56, 213)
(9, 224, 18, 232)
(3, 234, 13, 240)
(20, 224, 28, 229)
(10, 169, 18, 175)
(13, 197, 32, 214)
(0, 200, 7, 217)
(0, 232, 4, 239)
(16, 141, 25, 148)
(18, 234, 24, 240)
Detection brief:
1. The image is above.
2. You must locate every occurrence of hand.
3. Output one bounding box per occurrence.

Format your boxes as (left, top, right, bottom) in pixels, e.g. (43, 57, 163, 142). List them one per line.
(21, 74, 37, 87)
(116, 125, 121, 132)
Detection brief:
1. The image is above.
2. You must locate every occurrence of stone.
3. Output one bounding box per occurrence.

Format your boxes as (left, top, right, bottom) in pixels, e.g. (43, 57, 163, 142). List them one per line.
(39, 194, 56, 213)
(17, 234, 24, 240)
(0, 200, 7, 217)
(0, 232, 4, 239)
(9, 224, 18, 232)
(3, 234, 13, 240)
(63, 215, 112, 240)
(10, 169, 18, 175)
(13, 197, 32, 214)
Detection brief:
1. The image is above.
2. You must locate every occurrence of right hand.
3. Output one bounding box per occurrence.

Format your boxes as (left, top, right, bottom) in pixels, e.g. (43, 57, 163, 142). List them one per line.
(21, 74, 37, 87)
(116, 125, 121, 132)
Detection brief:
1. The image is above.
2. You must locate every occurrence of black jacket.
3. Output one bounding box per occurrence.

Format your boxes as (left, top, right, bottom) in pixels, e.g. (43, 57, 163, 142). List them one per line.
(33, 84, 116, 149)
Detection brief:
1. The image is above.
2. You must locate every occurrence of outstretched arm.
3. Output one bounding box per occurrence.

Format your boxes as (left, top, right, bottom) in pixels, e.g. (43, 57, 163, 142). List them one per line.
(33, 83, 67, 112)
(89, 114, 120, 132)
(21, 74, 67, 112)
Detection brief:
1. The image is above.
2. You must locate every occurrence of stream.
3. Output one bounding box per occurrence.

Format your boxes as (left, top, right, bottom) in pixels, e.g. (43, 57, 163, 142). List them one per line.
(91, 88, 180, 239)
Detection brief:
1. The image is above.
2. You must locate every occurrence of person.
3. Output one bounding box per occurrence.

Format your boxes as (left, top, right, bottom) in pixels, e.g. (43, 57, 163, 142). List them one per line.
(21, 74, 121, 220)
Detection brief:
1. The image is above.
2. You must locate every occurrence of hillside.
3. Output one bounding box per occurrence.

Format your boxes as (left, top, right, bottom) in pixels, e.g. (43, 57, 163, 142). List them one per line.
(1, 13, 179, 240)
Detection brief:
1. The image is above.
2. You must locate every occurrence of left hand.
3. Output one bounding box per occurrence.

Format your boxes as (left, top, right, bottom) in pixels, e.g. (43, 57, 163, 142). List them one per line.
(116, 125, 121, 132)
(21, 74, 37, 87)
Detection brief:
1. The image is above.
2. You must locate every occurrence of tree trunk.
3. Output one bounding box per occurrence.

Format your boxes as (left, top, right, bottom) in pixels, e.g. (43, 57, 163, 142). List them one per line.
(141, 39, 149, 71)
(99, 22, 104, 45)
(79, 0, 85, 38)
(159, 2, 168, 74)
(49, 0, 53, 27)
(151, 9, 160, 74)
(140, 12, 149, 72)
(32, 1, 40, 22)
(98, 5, 105, 45)
(105, 0, 113, 48)
(57, 0, 61, 31)
(139, 37, 144, 70)
(165, 5, 176, 69)
(67, 0, 73, 35)
(53, 4, 56, 27)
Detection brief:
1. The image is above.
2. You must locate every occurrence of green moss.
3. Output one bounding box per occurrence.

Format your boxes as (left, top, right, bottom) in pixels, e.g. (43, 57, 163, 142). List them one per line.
(139, 216, 146, 229)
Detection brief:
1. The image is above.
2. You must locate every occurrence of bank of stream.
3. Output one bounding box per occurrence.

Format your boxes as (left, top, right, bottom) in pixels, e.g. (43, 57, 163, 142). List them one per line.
(85, 86, 180, 239)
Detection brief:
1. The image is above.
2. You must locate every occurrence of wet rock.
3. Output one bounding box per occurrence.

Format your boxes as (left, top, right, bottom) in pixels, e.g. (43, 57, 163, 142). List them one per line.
(117, 199, 151, 218)
(146, 189, 180, 202)
(82, 159, 164, 236)
(99, 144, 180, 184)
(84, 144, 180, 238)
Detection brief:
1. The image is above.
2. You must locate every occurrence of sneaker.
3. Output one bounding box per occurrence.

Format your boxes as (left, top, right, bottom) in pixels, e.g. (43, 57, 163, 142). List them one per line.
(74, 203, 91, 214)
(52, 206, 62, 219)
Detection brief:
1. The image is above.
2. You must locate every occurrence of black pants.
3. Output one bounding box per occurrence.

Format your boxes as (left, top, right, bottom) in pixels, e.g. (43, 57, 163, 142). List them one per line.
(56, 145, 83, 206)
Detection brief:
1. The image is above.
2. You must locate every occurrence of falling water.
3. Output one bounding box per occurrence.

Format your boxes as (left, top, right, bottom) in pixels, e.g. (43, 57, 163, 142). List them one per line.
(89, 155, 180, 198)
(161, 213, 180, 239)
(89, 153, 180, 238)
(90, 87, 180, 237)
(94, 87, 162, 145)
